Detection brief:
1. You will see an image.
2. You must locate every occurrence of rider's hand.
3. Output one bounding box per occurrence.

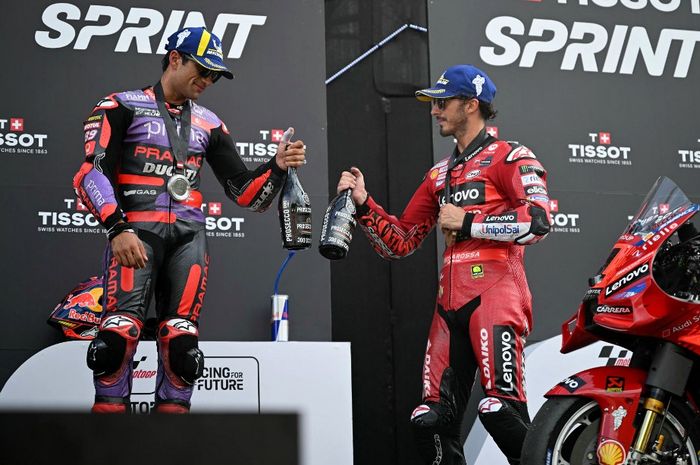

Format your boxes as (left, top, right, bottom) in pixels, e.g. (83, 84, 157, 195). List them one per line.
(337, 167, 368, 205)
(111, 231, 148, 269)
(275, 139, 306, 170)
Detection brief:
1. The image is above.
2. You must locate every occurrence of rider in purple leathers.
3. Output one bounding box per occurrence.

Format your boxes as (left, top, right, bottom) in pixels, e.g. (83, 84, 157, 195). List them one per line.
(73, 27, 306, 413)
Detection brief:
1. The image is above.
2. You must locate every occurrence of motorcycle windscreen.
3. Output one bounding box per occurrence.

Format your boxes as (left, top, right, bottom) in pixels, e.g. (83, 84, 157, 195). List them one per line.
(624, 176, 692, 237)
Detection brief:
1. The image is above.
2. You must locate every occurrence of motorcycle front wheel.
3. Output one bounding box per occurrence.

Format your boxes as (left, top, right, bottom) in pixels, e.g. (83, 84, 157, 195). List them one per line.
(521, 396, 700, 465)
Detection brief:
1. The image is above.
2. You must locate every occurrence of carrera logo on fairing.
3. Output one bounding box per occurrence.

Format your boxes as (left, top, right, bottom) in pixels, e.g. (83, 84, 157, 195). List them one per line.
(35, 4, 266, 59)
(596, 305, 632, 314)
(605, 263, 649, 296)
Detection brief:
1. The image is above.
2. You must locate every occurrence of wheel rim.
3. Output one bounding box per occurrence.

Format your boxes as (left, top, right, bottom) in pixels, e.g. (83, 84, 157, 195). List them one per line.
(551, 401, 600, 465)
(657, 410, 699, 465)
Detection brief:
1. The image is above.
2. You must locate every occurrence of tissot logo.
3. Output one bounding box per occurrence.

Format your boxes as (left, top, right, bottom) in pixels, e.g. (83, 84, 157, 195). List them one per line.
(548, 199, 581, 234)
(37, 198, 104, 235)
(553, 0, 700, 14)
(567, 131, 632, 166)
(236, 128, 286, 164)
(35, 4, 266, 59)
(480, 16, 700, 78)
(677, 139, 700, 169)
(0, 116, 49, 155)
(200, 200, 245, 239)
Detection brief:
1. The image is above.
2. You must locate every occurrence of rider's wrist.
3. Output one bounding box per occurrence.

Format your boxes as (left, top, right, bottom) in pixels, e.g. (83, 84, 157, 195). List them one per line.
(106, 221, 135, 241)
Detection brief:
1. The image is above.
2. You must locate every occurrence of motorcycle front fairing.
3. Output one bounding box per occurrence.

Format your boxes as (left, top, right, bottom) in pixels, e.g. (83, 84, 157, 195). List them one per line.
(548, 177, 700, 461)
(561, 177, 700, 354)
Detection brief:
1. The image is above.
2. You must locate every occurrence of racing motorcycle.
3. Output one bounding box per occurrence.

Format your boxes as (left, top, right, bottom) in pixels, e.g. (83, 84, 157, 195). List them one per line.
(522, 177, 700, 465)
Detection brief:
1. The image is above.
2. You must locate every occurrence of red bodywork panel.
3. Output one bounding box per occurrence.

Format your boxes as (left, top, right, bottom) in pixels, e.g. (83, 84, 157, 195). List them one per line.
(546, 366, 647, 464)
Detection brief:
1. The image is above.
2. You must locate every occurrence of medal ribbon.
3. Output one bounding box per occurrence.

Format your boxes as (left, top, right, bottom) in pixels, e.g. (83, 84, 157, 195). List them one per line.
(153, 82, 192, 174)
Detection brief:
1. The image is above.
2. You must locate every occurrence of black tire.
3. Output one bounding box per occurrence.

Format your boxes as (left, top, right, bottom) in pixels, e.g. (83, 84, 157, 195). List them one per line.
(522, 396, 700, 465)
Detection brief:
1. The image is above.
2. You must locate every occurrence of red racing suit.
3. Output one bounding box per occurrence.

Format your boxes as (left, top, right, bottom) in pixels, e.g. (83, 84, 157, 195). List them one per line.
(73, 87, 286, 412)
(356, 130, 551, 464)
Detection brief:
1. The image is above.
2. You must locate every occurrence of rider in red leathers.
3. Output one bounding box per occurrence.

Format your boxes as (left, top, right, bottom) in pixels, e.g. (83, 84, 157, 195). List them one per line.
(337, 65, 551, 465)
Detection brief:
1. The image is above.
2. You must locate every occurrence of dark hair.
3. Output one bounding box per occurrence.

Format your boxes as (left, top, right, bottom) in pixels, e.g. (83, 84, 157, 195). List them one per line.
(161, 51, 190, 71)
(478, 101, 497, 121)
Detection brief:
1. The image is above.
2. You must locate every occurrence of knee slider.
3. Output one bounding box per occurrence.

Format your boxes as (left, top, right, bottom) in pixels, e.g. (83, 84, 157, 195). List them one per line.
(159, 319, 204, 385)
(410, 401, 454, 429)
(87, 315, 141, 376)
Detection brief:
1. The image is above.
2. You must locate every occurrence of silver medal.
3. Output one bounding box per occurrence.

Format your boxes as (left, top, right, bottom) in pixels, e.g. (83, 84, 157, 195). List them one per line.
(167, 174, 191, 201)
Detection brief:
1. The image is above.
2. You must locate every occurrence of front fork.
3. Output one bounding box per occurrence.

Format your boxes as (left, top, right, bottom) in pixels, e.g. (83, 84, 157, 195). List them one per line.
(629, 387, 670, 462)
(629, 342, 696, 464)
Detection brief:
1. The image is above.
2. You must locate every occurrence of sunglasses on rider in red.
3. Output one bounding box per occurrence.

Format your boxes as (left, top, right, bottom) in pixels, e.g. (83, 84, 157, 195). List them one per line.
(431, 97, 475, 110)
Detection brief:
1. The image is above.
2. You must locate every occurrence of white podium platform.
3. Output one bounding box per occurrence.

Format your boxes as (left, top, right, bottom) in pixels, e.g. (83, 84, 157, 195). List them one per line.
(0, 341, 353, 465)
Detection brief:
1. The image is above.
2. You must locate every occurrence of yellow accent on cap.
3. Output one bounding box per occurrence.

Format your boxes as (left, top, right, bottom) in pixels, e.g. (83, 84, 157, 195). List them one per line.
(196, 30, 211, 57)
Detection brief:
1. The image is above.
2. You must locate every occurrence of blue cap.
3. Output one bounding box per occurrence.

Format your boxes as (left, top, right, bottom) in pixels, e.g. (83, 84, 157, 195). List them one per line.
(165, 27, 233, 80)
(416, 64, 496, 104)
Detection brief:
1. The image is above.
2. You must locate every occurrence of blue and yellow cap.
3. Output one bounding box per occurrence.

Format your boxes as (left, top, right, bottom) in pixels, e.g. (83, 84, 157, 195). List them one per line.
(165, 27, 233, 80)
(416, 64, 496, 104)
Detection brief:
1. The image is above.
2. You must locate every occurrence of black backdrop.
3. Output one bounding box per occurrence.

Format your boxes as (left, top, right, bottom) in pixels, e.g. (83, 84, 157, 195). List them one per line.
(326, 2, 433, 464)
(1, 0, 329, 384)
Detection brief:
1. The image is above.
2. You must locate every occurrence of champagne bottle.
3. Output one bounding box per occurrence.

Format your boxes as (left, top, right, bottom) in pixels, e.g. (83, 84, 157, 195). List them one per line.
(278, 128, 312, 250)
(319, 189, 357, 260)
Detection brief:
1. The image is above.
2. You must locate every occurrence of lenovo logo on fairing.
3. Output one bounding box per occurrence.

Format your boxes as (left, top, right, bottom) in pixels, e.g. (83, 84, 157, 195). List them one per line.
(35, 4, 266, 59)
(605, 263, 649, 296)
